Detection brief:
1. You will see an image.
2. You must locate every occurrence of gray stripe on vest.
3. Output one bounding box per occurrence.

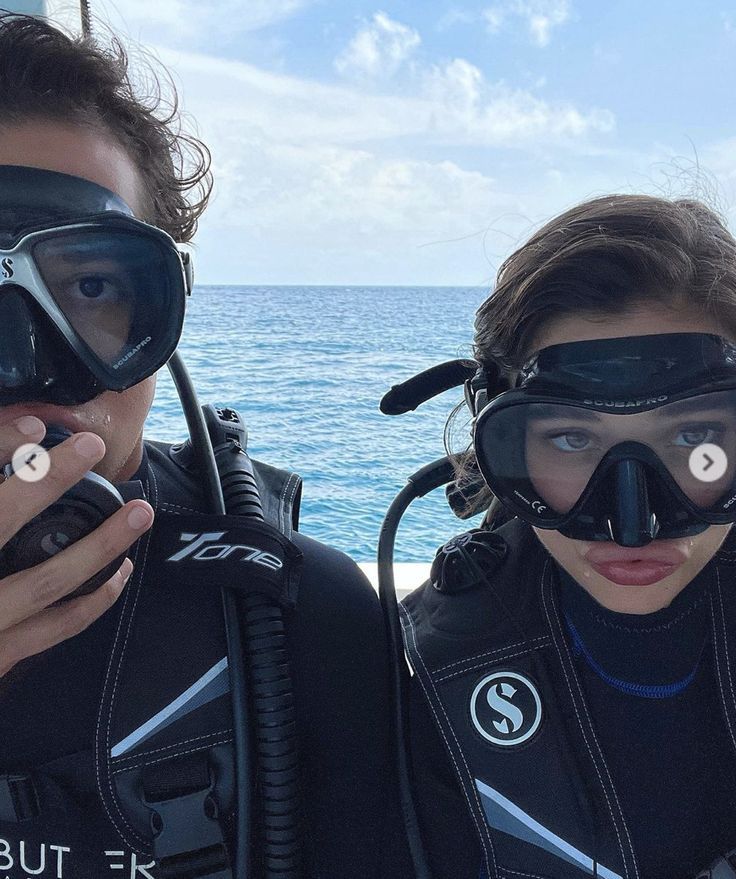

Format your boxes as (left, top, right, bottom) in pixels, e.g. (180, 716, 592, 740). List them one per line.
(111, 656, 230, 757)
(475, 778, 623, 879)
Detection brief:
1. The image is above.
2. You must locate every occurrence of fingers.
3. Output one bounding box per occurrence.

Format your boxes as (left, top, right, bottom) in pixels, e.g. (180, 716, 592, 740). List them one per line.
(0, 420, 156, 678)
(0, 496, 154, 631)
(0, 416, 47, 488)
(0, 557, 134, 678)
(0, 425, 115, 550)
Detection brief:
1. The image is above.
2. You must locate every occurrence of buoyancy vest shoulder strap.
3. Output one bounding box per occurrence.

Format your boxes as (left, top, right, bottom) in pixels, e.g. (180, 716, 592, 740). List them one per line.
(401, 519, 640, 879)
(100, 425, 304, 877)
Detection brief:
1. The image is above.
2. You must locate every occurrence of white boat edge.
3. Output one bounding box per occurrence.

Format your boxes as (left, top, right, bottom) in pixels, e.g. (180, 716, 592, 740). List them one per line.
(358, 562, 431, 602)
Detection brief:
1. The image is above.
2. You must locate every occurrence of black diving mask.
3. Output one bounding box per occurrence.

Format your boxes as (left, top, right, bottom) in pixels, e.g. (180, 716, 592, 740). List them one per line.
(468, 333, 736, 546)
(0, 164, 192, 405)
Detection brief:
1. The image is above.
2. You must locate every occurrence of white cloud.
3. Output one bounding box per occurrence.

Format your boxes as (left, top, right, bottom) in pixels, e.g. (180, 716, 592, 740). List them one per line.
(484, 7, 505, 33)
(126, 44, 617, 283)
(483, 0, 571, 47)
(154, 50, 420, 143)
(593, 43, 622, 64)
(426, 59, 484, 116)
(193, 133, 526, 284)
(436, 7, 478, 30)
(423, 58, 613, 143)
(82, 0, 314, 46)
(334, 12, 421, 79)
(208, 137, 505, 236)
(161, 47, 612, 149)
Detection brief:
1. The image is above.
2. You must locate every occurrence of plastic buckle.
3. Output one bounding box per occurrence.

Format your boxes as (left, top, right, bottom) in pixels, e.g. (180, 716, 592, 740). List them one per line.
(465, 366, 491, 416)
(0, 772, 39, 822)
(179, 249, 194, 296)
(143, 768, 231, 879)
(463, 377, 475, 414)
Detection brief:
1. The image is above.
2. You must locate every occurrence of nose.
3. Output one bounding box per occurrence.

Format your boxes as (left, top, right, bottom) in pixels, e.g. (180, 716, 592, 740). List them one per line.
(606, 459, 659, 547)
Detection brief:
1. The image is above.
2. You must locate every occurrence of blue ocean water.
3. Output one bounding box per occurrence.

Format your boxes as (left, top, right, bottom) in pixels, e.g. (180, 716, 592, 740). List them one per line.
(146, 286, 489, 561)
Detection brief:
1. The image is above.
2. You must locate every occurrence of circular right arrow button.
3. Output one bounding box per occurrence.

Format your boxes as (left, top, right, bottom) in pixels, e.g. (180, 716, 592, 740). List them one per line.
(689, 443, 728, 483)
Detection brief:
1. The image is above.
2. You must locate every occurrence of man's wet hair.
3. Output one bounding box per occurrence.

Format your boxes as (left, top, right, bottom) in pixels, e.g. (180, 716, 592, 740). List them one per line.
(0, 10, 213, 243)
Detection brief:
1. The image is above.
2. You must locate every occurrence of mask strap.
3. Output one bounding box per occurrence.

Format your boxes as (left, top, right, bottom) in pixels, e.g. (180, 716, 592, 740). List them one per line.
(465, 364, 510, 415)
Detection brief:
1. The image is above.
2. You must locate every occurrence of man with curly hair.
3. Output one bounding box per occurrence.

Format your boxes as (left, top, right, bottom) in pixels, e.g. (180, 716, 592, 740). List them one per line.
(0, 12, 409, 879)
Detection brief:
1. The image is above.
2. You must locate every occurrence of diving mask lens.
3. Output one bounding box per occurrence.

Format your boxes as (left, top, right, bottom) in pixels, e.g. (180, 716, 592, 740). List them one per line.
(475, 388, 736, 522)
(5, 219, 187, 390)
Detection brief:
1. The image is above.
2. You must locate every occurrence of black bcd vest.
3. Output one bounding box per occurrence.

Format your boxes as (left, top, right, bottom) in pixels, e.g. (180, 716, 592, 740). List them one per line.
(401, 517, 736, 879)
(0, 428, 304, 879)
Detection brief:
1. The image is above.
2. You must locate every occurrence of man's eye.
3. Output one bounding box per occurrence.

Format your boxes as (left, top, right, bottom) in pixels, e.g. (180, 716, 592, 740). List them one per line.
(63, 275, 122, 302)
(77, 276, 109, 298)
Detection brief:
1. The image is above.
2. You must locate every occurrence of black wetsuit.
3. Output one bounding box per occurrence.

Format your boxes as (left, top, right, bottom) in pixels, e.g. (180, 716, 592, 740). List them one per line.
(0, 440, 411, 878)
(409, 549, 736, 879)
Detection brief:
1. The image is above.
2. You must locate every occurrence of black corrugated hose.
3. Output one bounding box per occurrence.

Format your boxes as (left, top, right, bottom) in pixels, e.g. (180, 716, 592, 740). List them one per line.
(213, 430, 302, 878)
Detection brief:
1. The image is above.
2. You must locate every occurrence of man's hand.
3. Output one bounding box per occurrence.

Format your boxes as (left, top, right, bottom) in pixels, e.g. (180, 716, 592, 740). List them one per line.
(0, 417, 154, 678)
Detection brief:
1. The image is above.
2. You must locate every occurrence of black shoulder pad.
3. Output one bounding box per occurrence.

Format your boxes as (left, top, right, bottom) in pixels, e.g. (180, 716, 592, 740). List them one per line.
(165, 436, 302, 538)
(430, 528, 508, 594)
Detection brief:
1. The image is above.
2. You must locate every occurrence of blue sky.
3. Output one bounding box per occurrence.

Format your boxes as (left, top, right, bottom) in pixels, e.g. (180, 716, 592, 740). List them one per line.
(49, 0, 736, 285)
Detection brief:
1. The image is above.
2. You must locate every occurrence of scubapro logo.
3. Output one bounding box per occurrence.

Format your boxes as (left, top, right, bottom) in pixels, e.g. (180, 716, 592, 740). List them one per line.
(583, 395, 668, 408)
(166, 531, 283, 571)
(470, 671, 542, 746)
(1, 257, 13, 279)
(113, 335, 152, 370)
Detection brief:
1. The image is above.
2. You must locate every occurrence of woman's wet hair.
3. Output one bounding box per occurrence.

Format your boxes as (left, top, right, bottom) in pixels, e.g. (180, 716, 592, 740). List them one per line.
(451, 193, 736, 519)
(0, 11, 212, 243)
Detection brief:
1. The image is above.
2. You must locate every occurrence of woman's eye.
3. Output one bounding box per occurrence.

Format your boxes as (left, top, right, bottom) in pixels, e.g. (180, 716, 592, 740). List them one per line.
(547, 431, 592, 452)
(674, 424, 720, 447)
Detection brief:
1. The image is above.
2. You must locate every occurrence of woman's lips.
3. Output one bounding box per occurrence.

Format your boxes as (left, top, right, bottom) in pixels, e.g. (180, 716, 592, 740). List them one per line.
(588, 560, 682, 586)
(585, 543, 687, 586)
